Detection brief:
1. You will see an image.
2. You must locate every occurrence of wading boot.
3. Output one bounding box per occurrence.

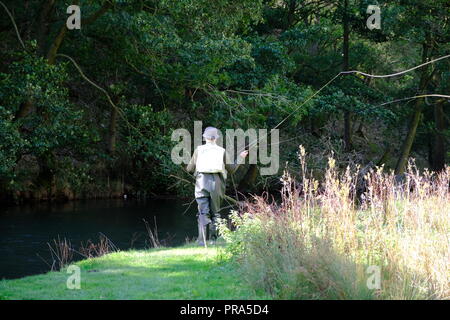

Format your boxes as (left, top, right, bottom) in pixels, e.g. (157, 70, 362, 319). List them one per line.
(197, 214, 211, 246)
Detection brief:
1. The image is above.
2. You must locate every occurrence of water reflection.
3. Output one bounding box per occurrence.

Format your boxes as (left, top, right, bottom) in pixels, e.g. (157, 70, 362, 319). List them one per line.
(0, 199, 197, 279)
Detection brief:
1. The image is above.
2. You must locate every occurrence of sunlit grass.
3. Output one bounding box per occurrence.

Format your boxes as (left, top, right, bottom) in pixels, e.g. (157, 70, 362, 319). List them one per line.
(0, 244, 266, 300)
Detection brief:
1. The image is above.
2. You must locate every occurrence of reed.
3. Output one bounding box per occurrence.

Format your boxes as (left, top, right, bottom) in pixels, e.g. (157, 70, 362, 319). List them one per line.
(47, 236, 74, 271)
(79, 233, 118, 259)
(219, 146, 450, 299)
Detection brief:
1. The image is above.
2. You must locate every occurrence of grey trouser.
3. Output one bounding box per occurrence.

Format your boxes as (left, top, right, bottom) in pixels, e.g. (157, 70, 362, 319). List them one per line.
(195, 172, 225, 241)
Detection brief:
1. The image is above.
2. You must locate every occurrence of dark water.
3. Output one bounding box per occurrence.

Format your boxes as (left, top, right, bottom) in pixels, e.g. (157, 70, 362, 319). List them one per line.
(0, 199, 198, 280)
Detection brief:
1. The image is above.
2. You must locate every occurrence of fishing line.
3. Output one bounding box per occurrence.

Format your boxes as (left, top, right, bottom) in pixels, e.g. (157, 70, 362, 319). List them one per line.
(240, 73, 341, 153)
(341, 55, 450, 78)
(241, 54, 450, 154)
(377, 94, 450, 107)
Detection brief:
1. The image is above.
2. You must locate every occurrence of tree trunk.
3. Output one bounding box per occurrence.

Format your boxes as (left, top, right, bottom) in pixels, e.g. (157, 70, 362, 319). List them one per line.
(15, 99, 34, 120)
(46, 1, 111, 64)
(395, 106, 423, 174)
(395, 40, 432, 175)
(46, 24, 67, 64)
(376, 145, 392, 167)
(238, 164, 259, 192)
(107, 98, 119, 155)
(342, 0, 352, 151)
(286, 0, 296, 28)
(432, 100, 446, 171)
(36, 151, 56, 200)
(36, 0, 56, 55)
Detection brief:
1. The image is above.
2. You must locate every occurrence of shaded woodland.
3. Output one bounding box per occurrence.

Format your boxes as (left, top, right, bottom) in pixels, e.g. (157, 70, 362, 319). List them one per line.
(0, 0, 448, 203)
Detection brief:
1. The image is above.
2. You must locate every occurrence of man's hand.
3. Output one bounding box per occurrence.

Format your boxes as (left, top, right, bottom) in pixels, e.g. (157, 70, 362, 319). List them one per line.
(240, 150, 249, 158)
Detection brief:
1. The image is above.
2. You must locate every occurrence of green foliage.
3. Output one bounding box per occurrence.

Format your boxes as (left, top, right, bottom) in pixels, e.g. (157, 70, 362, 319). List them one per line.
(0, 0, 448, 199)
(0, 107, 24, 178)
(1, 53, 93, 154)
(0, 52, 96, 191)
(227, 36, 295, 88)
(119, 104, 176, 191)
(157, 0, 263, 36)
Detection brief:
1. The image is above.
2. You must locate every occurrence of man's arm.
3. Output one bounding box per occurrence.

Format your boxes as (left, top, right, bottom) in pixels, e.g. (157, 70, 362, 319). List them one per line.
(186, 148, 198, 173)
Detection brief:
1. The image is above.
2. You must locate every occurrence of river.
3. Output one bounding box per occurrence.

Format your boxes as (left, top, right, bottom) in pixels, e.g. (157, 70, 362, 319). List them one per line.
(0, 198, 198, 279)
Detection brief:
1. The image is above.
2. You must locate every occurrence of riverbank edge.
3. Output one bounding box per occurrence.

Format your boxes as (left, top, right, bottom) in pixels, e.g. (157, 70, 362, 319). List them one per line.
(0, 244, 265, 300)
(0, 191, 191, 206)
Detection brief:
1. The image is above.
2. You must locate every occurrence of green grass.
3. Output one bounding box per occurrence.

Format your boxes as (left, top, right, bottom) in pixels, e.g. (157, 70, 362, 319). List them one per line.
(0, 244, 266, 300)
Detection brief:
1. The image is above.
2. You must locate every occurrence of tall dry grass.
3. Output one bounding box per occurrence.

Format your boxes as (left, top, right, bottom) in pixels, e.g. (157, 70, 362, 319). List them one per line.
(43, 234, 118, 271)
(219, 146, 449, 299)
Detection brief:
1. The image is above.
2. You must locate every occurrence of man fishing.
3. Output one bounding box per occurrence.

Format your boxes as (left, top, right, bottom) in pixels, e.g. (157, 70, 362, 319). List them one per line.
(186, 127, 248, 246)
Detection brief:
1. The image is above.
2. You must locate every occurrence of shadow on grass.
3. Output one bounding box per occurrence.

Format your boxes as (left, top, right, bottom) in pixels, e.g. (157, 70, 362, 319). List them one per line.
(0, 247, 259, 300)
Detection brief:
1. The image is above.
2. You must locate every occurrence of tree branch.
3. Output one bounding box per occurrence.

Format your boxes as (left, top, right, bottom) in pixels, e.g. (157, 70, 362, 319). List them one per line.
(0, 0, 25, 49)
(46, 1, 113, 64)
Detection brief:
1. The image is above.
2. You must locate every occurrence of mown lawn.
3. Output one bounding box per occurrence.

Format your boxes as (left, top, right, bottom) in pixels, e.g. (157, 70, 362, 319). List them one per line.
(0, 245, 265, 300)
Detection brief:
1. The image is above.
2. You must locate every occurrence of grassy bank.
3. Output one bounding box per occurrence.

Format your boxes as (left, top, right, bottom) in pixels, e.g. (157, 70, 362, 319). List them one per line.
(0, 245, 265, 300)
(2, 155, 448, 300)
(218, 150, 450, 300)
